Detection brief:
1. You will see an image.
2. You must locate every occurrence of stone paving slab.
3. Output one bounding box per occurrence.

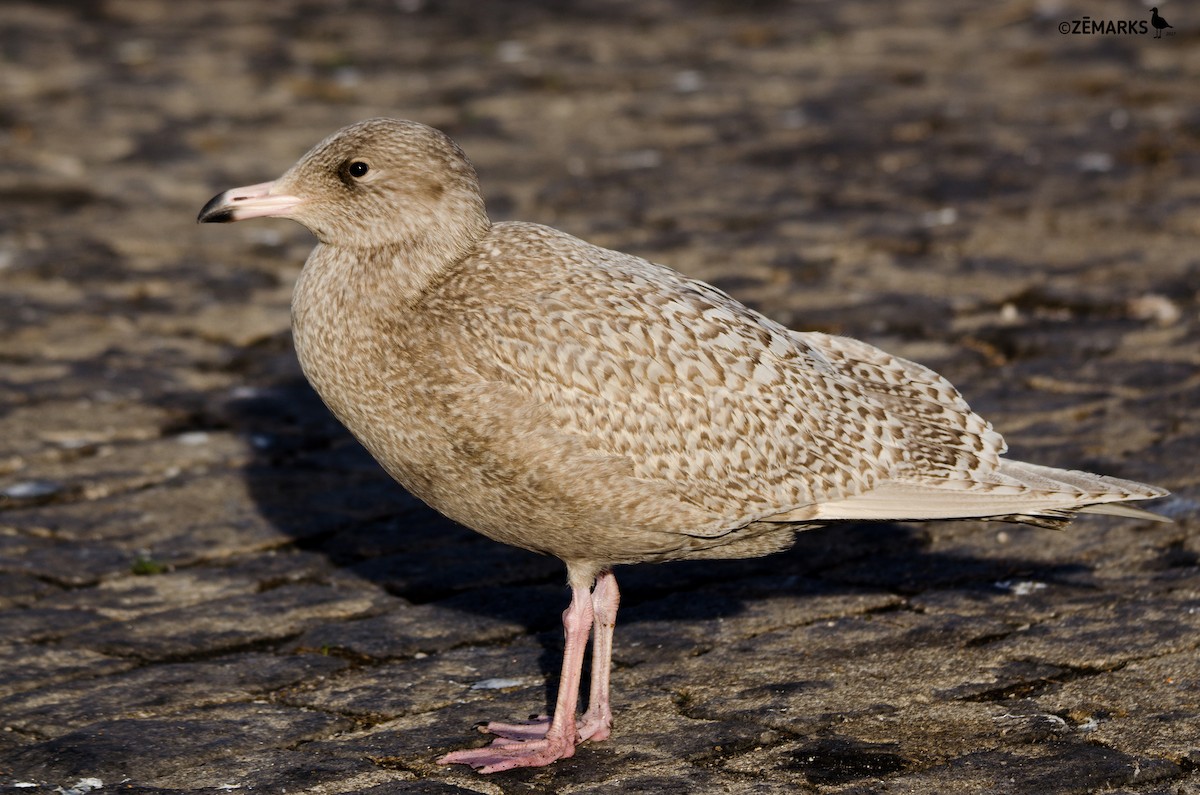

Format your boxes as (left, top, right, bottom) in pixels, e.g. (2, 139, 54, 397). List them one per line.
(1, 1, 1198, 793)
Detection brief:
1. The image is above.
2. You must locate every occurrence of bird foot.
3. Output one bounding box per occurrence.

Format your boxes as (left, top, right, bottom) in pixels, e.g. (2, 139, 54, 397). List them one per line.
(437, 716, 577, 773)
(577, 708, 612, 742)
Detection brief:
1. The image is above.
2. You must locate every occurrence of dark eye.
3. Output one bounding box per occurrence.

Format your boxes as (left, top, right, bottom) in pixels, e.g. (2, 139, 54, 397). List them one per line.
(348, 161, 369, 178)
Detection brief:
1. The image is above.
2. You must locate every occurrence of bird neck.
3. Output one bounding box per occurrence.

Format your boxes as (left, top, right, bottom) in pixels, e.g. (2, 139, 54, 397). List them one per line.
(317, 213, 490, 304)
(299, 243, 442, 316)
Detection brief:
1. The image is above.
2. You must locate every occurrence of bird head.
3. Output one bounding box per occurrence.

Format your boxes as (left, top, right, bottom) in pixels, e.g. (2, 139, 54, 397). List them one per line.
(198, 118, 490, 256)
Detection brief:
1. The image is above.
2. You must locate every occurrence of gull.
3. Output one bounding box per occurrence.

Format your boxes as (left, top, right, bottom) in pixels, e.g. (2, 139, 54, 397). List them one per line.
(199, 118, 1167, 772)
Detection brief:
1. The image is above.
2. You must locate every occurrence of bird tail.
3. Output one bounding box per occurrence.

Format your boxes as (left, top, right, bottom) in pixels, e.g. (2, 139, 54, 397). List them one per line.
(803, 459, 1169, 526)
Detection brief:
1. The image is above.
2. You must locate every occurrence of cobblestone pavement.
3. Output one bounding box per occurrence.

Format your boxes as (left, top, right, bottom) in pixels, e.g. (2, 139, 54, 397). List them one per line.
(2, 1, 1198, 793)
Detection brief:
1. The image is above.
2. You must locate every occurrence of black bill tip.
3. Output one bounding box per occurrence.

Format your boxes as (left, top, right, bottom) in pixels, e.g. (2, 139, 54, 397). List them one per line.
(197, 192, 234, 223)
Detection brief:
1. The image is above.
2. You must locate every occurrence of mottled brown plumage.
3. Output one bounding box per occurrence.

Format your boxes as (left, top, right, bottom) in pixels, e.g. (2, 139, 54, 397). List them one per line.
(199, 118, 1168, 772)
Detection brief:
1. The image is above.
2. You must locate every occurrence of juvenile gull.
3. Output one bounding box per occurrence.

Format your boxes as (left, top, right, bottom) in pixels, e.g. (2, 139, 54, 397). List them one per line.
(198, 118, 1168, 773)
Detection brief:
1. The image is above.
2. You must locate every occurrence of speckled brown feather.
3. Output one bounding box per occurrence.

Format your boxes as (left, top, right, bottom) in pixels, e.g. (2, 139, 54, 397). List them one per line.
(235, 118, 1169, 586)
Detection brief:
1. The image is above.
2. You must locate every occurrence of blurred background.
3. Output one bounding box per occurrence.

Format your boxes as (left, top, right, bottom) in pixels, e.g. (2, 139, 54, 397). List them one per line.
(1, 1, 1197, 792)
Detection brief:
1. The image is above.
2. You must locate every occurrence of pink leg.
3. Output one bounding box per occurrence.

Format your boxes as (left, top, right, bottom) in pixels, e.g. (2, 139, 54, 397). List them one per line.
(438, 580, 596, 773)
(579, 570, 619, 741)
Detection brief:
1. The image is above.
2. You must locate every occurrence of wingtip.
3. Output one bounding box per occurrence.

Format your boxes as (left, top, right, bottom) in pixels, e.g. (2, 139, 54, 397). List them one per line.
(1075, 501, 1173, 524)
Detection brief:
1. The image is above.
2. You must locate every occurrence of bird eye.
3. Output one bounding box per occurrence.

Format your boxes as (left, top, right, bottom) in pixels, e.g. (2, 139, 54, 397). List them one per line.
(348, 161, 369, 178)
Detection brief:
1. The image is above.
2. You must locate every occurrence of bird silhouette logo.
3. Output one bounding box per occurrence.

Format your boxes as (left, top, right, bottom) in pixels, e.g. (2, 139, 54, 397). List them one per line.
(1150, 7, 1173, 37)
